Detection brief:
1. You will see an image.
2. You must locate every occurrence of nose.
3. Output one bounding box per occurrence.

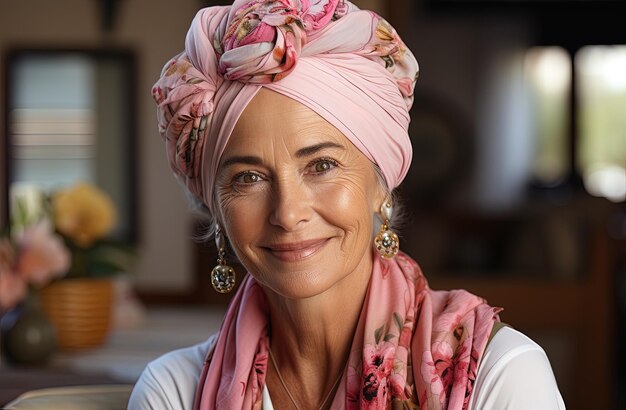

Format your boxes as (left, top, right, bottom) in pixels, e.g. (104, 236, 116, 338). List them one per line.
(268, 178, 313, 231)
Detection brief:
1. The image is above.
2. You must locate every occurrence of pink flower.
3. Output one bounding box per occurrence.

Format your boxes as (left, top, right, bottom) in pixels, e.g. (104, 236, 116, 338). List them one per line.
(15, 220, 70, 286)
(420, 351, 442, 396)
(361, 342, 395, 407)
(0, 269, 26, 312)
(152, 86, 165, 104)
(0, 239, 26, 311)
(432, 341, 470, 398)
(432, 341, 454, 394)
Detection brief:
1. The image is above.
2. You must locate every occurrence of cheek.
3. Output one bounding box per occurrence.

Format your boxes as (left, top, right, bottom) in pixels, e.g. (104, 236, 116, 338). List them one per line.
(315, 177, 376, 235)
(217, 191, 267, 250)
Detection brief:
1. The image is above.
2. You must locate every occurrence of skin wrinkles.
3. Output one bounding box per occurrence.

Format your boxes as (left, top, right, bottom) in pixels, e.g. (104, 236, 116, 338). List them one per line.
(216, 136, 377, 296)
(214, 88, 386, 409)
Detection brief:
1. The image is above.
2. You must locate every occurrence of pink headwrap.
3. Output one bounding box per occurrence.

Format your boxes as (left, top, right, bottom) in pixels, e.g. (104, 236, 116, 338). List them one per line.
(152, 0, 419, 213)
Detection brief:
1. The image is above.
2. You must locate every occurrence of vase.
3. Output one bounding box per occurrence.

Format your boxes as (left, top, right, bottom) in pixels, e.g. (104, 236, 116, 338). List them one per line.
(40, 278, 113, 350)
(0, 296, 57, 365)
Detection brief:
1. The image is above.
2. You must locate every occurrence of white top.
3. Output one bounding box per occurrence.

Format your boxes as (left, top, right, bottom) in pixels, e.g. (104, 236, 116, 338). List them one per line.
(128, 327, 566, 409)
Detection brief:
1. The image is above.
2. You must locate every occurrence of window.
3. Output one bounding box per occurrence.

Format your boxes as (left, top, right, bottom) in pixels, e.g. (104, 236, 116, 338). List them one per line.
(577, 45, 626, 202)
(5, 50, 137, 243)
(524, 47, 571, 186)
(524, 45, 626, 202)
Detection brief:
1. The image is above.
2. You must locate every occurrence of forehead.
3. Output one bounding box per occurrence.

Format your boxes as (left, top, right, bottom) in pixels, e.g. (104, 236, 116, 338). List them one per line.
(225, 88, 353, 155)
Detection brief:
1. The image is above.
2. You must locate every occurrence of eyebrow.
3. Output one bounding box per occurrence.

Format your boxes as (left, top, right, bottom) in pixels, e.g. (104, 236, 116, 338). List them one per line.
(295, 142, 344, 158)
(220, 155, 263, 168)
(220, 141, 344, 168)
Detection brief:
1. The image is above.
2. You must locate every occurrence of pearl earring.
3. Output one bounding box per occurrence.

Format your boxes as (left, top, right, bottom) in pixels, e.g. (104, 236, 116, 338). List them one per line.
(374, 201, 399, 258)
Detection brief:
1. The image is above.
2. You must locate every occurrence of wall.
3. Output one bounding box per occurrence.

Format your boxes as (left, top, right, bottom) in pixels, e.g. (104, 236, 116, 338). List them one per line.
(391, 0, 536, 211)
(0, 0, 200, 291)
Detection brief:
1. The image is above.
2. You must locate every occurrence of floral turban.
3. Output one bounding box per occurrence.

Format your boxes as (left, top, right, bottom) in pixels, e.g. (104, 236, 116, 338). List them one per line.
(152, 0, 419, 214)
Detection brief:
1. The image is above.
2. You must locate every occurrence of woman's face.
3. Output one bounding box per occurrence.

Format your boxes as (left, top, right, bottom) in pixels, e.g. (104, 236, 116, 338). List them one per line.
(215, 88, 386, 300)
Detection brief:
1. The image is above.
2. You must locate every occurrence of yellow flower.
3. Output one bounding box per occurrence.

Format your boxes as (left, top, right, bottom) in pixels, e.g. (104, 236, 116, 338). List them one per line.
(52, 183, 117, 248)
(375, 20, 394, 42)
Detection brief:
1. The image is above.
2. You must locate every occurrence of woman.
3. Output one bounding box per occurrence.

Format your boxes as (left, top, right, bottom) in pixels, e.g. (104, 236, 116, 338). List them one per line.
(130, 1, 565, 409)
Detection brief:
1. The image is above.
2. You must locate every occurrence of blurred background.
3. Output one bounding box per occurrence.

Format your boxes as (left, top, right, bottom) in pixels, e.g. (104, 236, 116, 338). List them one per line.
(0, 0, 624, 408)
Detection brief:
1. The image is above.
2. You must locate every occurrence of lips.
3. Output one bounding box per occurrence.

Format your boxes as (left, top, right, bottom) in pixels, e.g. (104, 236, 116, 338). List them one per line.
(263, 238, 330, 262)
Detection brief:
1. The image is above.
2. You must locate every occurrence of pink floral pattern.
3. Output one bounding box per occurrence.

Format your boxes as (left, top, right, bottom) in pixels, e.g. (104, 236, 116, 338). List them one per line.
(151, 53, 218, 199)
(153, 0, 418, 203)
(0, 240, 26, 311)
(361, 341, 395, 406)
(220, 1, 307, 83)
(195, 251, 500, 410)
(16, 221, 70, 286)
(0, 221, 70, 312)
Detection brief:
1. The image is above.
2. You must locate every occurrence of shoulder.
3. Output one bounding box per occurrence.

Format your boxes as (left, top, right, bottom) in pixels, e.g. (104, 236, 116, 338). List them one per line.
(127, 334, 217, 410)
(469, 326, 566, 409)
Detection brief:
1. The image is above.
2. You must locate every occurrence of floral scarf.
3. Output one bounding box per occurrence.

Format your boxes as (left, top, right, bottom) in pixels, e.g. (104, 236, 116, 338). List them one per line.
(194, 251, 501, 409)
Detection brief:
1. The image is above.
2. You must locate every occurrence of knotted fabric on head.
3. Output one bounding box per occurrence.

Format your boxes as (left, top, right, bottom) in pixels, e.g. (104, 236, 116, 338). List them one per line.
(152, 0, 419, 214)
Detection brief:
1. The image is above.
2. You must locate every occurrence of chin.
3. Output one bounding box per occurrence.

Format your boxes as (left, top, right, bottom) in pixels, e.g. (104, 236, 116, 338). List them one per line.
(254, 255, 371, 302)
(241, 263, 345, 300)
(258, 267, 339, 300)
(238, 240, 373, 300)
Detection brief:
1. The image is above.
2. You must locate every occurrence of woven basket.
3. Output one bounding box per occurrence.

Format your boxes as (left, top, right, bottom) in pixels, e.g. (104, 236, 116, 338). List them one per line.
(40, 278, 113, 350)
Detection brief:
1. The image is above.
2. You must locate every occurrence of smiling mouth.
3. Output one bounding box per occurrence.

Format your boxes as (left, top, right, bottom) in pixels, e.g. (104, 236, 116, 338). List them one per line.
(263, 238, 330, 262)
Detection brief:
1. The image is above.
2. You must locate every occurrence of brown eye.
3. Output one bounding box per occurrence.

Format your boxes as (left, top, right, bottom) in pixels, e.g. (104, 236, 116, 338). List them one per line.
(236, 172, 262, 184)
(312, 159, 336, 173)
(315, 161, 331, 172)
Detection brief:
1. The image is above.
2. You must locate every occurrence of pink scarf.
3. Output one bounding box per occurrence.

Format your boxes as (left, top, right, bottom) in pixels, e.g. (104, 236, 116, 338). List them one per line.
(194, 251, 501, 409)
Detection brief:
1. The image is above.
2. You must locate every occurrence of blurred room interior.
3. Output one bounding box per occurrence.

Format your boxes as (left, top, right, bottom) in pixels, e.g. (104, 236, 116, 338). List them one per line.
(0, 0, 625, 408)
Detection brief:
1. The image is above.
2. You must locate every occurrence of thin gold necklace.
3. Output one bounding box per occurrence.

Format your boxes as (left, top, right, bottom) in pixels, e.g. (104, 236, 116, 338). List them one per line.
(268, 346, 343, 410)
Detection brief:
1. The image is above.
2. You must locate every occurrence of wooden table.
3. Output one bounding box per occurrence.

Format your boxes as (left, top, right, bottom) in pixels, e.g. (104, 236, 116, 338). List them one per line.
(0, 306, 224, 406)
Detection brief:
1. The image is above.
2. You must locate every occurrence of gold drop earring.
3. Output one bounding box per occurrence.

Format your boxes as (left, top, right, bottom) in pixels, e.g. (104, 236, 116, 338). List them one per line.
(374, 201, 399, 258)
(210, 224, 236, 293)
